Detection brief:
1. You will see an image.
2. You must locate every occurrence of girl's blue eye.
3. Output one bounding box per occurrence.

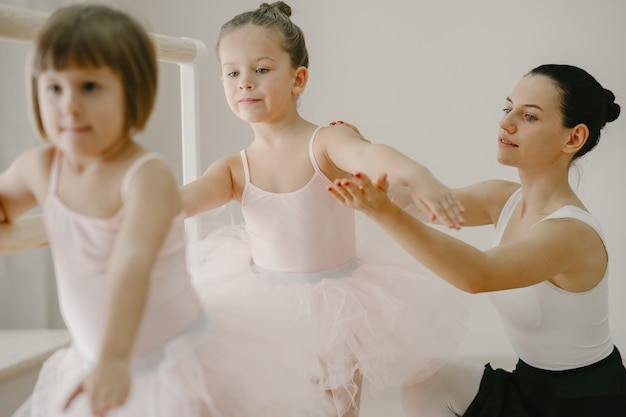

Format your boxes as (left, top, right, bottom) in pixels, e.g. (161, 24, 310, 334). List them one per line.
(256, 68, 269, 74)
(502, 108, 512, 114)
(227, 71, 238, 77)
(524, 114, 537, 121)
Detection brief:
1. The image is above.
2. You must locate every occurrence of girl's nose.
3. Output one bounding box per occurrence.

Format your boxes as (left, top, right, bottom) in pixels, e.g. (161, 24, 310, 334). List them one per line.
(238, 76, 254, 90)
(63, 91, 81, 115)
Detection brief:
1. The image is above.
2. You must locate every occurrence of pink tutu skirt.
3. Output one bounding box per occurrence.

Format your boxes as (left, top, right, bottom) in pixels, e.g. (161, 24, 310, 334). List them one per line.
(13, 301, 333, 417)
(188, 213, 470, 416)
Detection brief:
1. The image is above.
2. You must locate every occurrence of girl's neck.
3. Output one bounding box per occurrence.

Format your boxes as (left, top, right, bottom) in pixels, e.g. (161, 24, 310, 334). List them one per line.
(249, 116, 316, 147)
(64, 138, 139, 172)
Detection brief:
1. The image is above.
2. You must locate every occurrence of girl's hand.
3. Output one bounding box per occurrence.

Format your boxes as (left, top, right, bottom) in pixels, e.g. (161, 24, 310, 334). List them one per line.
(64, 359, 131, 416)
(328, 172, 393, 215)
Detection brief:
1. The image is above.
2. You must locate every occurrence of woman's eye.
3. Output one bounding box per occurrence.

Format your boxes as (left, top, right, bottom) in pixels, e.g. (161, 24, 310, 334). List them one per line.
(256, 67, 269, 74)
(47, 85, 61, 94)
(502, 107, 512, 114)
(524, 113, 537, 121)
(227, 71, 238, 77)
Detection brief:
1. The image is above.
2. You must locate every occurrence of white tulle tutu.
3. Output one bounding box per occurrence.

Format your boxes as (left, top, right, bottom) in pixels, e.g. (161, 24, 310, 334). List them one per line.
(13, 301, 333, 417)
(188, 212, 470, 415)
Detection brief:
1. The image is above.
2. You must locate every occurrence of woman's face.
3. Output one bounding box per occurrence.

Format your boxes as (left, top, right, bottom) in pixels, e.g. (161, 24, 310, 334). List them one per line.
(497, 74, 570, 169)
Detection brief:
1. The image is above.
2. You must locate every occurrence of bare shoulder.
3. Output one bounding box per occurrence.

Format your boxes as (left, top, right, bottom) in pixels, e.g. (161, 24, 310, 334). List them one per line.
(14, 146, 55, 192)
(315, 124, 365, 146)
(455, 179, 520, 226)
(313, 124, 372, 180)
(15, 146, 55, 171)
(132, 156, 176, 185)
(527, 214, 606, 291)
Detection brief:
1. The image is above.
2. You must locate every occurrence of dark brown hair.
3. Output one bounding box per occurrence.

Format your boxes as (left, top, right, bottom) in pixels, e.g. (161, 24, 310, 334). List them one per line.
(217, 2, 308, 69)
(30, 4, 158, 139)
(528, 64, 620, 160)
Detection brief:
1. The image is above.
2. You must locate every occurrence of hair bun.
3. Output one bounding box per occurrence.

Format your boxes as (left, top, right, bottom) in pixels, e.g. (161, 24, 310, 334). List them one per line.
(604, 88, 621, 123)
(259, 1, 292, 17)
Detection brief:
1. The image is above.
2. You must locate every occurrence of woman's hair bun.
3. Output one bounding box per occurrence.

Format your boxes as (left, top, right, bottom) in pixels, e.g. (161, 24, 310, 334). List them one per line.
(604, 88, 621, 123)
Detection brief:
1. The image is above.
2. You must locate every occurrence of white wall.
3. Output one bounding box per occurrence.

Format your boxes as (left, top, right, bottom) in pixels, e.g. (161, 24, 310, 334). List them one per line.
(2, 0, 625, 357)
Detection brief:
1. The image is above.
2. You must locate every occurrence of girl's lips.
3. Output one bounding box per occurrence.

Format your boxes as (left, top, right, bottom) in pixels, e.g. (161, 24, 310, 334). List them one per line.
(62, 126, 90, 133)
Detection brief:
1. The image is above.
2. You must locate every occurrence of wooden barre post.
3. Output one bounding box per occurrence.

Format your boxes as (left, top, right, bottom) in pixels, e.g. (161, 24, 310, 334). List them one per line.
(0, 4, 198, 64)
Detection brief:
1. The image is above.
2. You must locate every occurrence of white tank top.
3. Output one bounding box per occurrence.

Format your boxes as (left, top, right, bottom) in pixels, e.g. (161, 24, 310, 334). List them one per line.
(489, 189, 613, 370)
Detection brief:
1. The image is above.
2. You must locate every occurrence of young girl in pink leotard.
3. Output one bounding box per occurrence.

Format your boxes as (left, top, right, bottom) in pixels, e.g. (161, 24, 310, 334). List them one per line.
(0, 4, 329, 416)
(181, 3, 470, 416)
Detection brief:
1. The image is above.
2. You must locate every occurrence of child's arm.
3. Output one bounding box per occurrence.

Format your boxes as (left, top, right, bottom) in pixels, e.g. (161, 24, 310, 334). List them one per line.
(0, 148, 52, 255)
(0, 148, 50, 222)
(64, 158, 178, 415)
(0, 216, 49, 255)
(179, 155, 238, 218)
(321, 124, 465, 229)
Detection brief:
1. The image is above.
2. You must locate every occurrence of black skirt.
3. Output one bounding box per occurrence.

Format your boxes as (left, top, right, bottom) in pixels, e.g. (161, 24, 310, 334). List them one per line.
(463, 347, 626, 417)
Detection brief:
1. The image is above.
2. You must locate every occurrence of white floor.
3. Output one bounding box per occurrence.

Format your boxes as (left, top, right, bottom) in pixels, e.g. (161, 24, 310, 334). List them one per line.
(358, 356, 519, 417)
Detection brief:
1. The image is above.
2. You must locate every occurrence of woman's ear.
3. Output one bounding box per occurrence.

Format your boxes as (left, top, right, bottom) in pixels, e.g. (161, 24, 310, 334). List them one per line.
(292, 66, 308, 95)
(563, 123, 589, 155)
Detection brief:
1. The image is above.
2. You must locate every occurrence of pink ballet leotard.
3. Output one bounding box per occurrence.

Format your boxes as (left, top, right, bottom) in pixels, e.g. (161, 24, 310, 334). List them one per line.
(13, 151, 331, 417)
(45, 153, 202, 362)
(190, 126, 470, 415)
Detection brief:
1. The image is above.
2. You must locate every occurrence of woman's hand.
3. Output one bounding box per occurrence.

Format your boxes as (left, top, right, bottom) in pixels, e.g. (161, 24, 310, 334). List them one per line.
(64, 358, 131, 416)
(408, 174, 464, 229)
(329, 171, 464, 229)
(328, 172, 394, 216)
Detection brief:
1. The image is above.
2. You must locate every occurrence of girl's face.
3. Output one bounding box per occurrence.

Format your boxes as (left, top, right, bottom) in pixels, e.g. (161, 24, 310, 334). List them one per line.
(37, 65, 128, 160)
(497, 74, 570, 169)
(218, 25, 303, 124)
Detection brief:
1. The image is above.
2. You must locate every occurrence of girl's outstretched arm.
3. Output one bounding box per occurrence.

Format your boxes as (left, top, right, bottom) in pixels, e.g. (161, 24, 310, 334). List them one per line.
(179, 155, 238, 218)
(321, 124, 465, 229)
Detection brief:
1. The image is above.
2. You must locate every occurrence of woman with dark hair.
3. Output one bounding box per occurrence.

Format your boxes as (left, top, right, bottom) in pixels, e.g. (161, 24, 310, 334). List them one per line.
(329, 64, 626, 416)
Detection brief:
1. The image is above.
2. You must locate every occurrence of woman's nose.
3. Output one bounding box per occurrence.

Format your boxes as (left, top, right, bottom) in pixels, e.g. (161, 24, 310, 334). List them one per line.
(499, 113, 516, 133)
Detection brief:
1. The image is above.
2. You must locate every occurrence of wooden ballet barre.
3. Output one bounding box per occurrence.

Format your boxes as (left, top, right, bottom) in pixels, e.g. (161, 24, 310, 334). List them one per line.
(0, 4, 198, 64)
